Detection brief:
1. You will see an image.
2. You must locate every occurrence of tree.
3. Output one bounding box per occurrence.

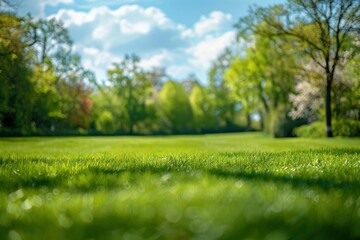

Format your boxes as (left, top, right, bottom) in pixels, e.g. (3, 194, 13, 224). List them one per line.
(108, 54, 152, 134)
(189, 84, 214, 132)
(24, 18, 93, 131)
(91, 86, 123, 133)
(0, 12, 34, 134)
(58, 53, 94, 129)
(208, 50, 237, 128)
(157, 81, 193, 133)
(236, 0, 360, 137)
(25, 18, 72, 66)
(224, 57, 257, 130)
(225, 30, 298, 135)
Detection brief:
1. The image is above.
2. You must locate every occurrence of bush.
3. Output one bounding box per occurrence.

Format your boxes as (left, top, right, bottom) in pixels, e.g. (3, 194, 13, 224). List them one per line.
(294, 119, 360, 138)
(95, 111, 117, 133)
(294, 121, 325, 138)
(270, 106, 306, 138)
(333, 119, 360, 137)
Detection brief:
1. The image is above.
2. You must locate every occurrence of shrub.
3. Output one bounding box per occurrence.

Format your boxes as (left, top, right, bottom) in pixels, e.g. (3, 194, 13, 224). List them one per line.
(294, 121, 325, 138)
(294, 119, 360, 138)
(270, 106, 306, 138)
(95, 111, 117, 133)
(333, 119, 360, 137)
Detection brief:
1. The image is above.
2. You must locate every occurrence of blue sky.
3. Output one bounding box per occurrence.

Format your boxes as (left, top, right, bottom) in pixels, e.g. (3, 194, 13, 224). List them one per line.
(18, 0, 285, 83)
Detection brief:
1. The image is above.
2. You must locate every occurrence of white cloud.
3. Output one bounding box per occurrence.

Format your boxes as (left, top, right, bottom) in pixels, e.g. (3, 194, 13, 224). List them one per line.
(49, 5, 185, 52)
(47, 5, 236, 83)
(140, 51, 172, 69)
(83, 47, 99, 56)
(194, 11, 232, 35)
(181, 11, 233, 38)
(81, 46, 121, 81)
(187, 31, 236, 70)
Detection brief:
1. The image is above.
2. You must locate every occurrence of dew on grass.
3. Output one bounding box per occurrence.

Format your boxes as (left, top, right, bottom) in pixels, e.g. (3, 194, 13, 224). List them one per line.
(21, 199, 32, 210)
(124, 181, 131, 189)
(6, 202, 18, 215)
(165, 208, 182, 223)
(190, 218, 211, 234)
(80, 210, 93, 223)
(235, 180, 244, 188)
(8, 189, 24, 202)
(185, 206, 201, 219)
(32, 195, 43, 207)
(58, 213, 73, 228)
(62, 192, 71, 201)
(161, 173, 171, 182)
(8, 230, 22, 240)
(46, 192, 53, 201)
(53, 189, 59, 195)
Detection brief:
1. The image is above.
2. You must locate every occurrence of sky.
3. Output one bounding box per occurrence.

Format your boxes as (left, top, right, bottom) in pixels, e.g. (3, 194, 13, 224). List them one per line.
(17, 0, 285, 83)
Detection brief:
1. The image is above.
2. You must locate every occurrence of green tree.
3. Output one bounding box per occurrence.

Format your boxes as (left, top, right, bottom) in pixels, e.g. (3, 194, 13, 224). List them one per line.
(108, 54, 152, 134)
(0, 13, 34, 134)
(157, 81, 193, 133)
(25, 18, 92, 131)
(25, 18, 72, 66)
(58, 54, 94, 130)
(225, 32, 298, 135)
(208, 50, 237, 129)
(237, 0, 360, 137)
(30, 64, 63, 131)
(91, 86, 123, 133)
(224, 57, 257, 130)
(189, 84, 213, 132)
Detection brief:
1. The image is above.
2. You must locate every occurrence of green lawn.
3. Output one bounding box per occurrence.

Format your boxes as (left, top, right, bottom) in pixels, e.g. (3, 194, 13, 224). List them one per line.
(0, 133, 359, 239)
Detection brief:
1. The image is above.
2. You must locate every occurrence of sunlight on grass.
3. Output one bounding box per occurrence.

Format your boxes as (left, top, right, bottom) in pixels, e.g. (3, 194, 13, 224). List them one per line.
(0, 133, 359, 239)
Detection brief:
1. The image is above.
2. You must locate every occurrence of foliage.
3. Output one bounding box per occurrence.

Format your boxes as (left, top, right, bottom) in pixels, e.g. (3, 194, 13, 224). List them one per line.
(1, 2, 359, 137)
(226, 30, 298, 136)
(333, 119, 360, 137)
(236, 0, 360, 137)
(189, 84, 214, 132)
(95, 111, 116, 133)
(270, 105, 306, 138)
(157, 81, 193, 133)
(294, 119, 360, 138)
(0, 13, 94, 135)
(108, 54, 153, 134)
(294, 121, 325, 138)
(0, 13, 34, 134)
(208, 50, 237, 128)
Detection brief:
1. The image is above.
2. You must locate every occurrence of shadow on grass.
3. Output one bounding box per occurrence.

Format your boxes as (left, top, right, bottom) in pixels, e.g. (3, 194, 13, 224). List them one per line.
(1, 162, 360, 192)
(1, 148, 360, 192)
(208, 169, 360, 191)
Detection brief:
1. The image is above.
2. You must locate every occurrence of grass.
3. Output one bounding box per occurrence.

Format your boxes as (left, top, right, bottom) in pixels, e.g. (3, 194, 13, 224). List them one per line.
(0, 132, 359, 239)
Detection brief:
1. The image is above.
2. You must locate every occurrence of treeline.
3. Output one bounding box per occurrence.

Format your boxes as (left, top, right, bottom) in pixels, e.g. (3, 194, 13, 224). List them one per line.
(1, 1, 359, 137)
(0, 10, 243, 136)
(92, 54, 243, 135)
(0, 12, 95, 135)
(226, 0, 360, 137)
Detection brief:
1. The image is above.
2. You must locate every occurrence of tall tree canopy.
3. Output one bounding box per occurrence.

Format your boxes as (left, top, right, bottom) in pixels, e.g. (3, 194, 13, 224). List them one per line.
(108, 54, 152, 134)
(236, 0, 360, 137)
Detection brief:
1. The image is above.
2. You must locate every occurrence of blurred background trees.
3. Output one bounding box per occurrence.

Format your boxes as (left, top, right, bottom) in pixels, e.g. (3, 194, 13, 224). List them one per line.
(1, 0, 359, 137)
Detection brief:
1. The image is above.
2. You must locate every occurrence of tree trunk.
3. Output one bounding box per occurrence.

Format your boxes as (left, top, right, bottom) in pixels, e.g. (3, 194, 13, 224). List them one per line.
(325, 75, 333, 137)
(259, 111, 264, 131)
(246, 112, 252, 131)
(129, 122, 133, 135)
